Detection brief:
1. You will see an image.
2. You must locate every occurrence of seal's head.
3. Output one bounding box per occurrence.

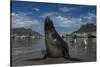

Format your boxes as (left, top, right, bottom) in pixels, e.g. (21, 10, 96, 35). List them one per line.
(45, 16, 55, 31)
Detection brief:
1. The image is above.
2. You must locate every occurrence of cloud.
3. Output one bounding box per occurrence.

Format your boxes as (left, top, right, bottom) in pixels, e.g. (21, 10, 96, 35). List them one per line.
(51, 16, 82, 27)
(82, 12, 96, 23)
(33, 8, 40, 11)
(51, 13, 96, 28)
(40, 12, 58, 18)
(11, 12, 42, 30)
(59, 7, 75, 12)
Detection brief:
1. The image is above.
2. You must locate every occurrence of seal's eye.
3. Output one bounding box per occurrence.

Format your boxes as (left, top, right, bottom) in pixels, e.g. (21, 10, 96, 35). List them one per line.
(49, 33, 56, 38)
(51, 33, 58, 38)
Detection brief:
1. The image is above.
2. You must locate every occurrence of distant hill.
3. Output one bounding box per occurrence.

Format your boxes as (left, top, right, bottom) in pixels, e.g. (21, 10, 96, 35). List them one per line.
(11, 28, 42, 38)
(72, 23, 96, 33)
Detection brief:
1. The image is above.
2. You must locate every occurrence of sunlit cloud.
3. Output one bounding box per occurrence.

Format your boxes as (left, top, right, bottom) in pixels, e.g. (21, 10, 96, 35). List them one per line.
(40, 12, 59, 18)
(51, 16, 82, 27)
(11, 12, 39, 27)
(59, 7, 75, 12)
(33, 8, 40, 11)
(82, 12, 96, 24)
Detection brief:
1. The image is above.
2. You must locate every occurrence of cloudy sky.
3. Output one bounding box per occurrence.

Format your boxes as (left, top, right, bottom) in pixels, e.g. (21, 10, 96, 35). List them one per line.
(11, 1, 96, 35)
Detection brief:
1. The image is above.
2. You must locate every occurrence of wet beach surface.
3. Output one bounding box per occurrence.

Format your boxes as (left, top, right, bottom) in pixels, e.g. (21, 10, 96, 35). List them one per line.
(11, 37, 96, 66)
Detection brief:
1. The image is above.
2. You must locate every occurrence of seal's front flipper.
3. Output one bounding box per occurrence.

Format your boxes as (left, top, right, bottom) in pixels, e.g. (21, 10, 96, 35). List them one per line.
(43, 52, 48, 59)
(63, 49, 70, 59)
(69, 58, 84, 61)
(63, 41, 70, 59)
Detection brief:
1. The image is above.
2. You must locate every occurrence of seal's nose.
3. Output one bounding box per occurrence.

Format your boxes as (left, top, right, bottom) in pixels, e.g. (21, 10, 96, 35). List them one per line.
(45, 16, 54, 30)
(45, 16, 53, 25)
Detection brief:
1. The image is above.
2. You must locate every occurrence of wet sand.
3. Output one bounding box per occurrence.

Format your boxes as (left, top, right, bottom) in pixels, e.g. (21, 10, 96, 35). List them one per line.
(12, 57, 96, 66)
(12, 57, 77, 66)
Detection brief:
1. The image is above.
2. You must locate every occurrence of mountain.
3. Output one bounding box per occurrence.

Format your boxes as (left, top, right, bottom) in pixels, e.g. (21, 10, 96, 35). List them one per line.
(72, 23, 96, 33)
(11, 28, 42, 38)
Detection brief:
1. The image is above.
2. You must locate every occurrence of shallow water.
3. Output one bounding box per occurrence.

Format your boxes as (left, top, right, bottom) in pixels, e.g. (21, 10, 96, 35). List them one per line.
(11, 37, 96, 66)
(64, 37, 96, 61)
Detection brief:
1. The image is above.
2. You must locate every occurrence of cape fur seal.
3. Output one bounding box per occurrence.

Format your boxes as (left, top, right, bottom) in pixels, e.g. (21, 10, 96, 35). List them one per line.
(44, 16, 70, 59)
(27, 16, 82, 61)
